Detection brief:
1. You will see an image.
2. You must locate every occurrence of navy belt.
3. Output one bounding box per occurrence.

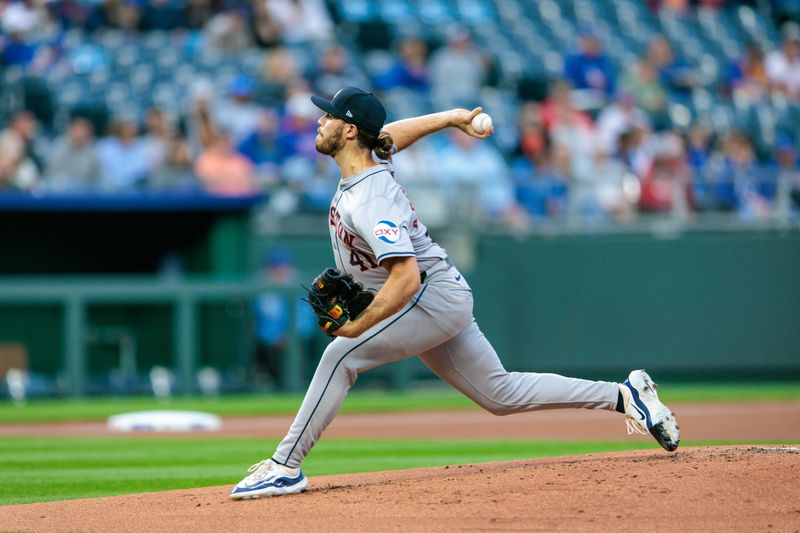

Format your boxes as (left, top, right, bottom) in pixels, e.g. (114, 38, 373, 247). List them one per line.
(420, 256, 454, 284)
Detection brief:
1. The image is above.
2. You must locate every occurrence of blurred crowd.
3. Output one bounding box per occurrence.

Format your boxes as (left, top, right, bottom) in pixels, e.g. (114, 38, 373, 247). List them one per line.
(0, 0, 799, 229)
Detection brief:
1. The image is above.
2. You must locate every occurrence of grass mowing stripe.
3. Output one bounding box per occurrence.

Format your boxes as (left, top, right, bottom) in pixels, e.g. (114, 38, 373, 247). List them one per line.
(1, 437, 794, 506)
(0, 391, 473, 423)
(0, 383, 798, 423)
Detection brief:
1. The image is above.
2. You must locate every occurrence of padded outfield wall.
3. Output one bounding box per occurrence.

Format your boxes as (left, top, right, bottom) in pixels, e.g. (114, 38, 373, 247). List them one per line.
(1, 229, 798, 390)
(264, 228, 800, 381)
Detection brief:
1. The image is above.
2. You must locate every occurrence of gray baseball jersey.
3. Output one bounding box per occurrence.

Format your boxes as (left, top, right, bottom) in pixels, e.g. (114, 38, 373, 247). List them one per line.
(272, 158, 621, 469)
(327, 159, 446, 290)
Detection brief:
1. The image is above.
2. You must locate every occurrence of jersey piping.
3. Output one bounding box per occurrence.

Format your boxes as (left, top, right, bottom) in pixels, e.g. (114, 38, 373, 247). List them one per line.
(278, 284, 429, 465)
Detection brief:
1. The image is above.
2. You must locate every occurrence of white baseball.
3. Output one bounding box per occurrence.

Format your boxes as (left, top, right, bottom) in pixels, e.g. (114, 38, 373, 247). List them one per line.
(471, 112, 493, 134)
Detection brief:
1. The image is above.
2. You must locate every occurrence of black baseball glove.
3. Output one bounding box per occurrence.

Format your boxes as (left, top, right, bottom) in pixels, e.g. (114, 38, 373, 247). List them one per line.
(304, 268, 374, 334)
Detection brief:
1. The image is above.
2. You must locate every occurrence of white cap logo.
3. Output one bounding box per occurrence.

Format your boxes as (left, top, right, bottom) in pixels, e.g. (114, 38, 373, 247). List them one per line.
(346, 110, 353, 118)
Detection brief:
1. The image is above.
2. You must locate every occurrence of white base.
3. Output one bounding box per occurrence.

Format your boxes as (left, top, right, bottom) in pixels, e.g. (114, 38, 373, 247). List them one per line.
(107, 410, 221, 432)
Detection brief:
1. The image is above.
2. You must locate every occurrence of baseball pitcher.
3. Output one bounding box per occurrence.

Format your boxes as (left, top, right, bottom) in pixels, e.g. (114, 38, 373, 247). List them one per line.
(230, 87, 680, 499)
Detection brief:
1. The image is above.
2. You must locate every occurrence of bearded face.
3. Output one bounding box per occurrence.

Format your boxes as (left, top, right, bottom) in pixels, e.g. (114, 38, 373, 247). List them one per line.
(315, 120, 346, 156)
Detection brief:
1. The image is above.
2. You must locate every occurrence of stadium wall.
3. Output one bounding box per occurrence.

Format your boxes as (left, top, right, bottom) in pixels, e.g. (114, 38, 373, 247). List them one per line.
(0, 230, 797, 394)
(267, 229, 800, 381)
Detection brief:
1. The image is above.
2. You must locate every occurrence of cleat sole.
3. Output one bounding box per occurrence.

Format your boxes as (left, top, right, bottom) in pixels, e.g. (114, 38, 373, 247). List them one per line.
(650, 422, 680, 452)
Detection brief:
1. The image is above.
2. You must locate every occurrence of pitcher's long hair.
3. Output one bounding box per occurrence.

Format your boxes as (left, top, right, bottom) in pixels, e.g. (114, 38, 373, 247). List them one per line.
(357, 129, 394, 160)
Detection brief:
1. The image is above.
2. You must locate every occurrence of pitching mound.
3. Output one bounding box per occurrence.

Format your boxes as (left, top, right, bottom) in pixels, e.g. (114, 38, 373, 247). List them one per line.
(2, 445, 798, 532)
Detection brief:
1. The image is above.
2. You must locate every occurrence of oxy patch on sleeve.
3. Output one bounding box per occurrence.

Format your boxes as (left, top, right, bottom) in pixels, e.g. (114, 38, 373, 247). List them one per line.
(373, 220, 400, 244)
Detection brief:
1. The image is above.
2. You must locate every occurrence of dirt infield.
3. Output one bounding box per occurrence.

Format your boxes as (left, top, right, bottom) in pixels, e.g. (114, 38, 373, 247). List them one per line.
(3, 403, 799, 532)
(2, 401, 799, 441)
(2, 445, 798, 532)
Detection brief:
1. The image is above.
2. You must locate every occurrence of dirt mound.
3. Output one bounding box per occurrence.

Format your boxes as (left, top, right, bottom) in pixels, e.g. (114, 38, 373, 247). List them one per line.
(3, 402, 798, 441)
(3, 445, 798, 532)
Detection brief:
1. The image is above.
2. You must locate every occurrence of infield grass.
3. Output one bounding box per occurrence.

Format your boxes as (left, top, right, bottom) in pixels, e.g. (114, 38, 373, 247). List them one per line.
(0, 382, 798, 423)
(0, 437, 788, 506)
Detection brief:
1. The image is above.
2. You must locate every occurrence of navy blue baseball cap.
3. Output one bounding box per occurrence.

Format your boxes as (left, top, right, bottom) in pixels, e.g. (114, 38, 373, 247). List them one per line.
(311, 87, 386, 136)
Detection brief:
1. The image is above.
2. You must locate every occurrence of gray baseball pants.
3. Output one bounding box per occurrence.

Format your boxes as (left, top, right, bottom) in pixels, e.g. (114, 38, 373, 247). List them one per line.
(272, 259, 620, 468)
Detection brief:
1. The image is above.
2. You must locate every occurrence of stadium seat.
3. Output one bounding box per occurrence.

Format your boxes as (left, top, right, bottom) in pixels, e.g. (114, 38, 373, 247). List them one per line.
(338, 0, 375, 22)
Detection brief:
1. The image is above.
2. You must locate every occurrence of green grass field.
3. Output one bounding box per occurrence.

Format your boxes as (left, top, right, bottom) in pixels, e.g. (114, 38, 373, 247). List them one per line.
(1, 437, 790, 506)
(1, 382, 798, 423)
(1, 383, 797, 506)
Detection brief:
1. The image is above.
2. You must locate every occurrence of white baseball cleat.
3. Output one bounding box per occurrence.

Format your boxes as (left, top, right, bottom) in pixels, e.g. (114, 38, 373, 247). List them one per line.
(230, 459, 308, 500)
(620, 370, 680, 452)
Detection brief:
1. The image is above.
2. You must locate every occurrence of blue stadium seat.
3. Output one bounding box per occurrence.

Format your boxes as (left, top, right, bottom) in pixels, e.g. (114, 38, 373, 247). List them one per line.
(736, 5, 781, 48)
(417, 0, 454, 25)
(96, 29, 125, 52)
(338, 0, 375, 22)
(362, 50, 395, 79)
(456, 0, 496, 24)
(142, 30, 169, 52)
(155, 48, 181, 74)
(379, 0, 416, 24)
(88, 68, 112, 94)
(493, 0, 522, 25)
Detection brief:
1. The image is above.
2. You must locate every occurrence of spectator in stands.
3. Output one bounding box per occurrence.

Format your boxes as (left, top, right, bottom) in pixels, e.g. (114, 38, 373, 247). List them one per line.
(773, 135, 800, 220)
(429, 24, 488, 109)
(617, 125, 654, 179)
(639, 132, 691, 217)
(102, 0, 140, 32)
(0, 1, 40, 68)
(184, 78, 215, 158)
(252, 247, 318, 388)
(46, 0, 104, 31)
(277, 84, 319, 161)
(265, 0, 334, 45)
(563, 29, 616, 109)
(513, 143, 568, 222)
(237, 107, 283, 199)
(278, 86, 338, 212)
(725, 42, 769, 103)
(621, 57, 670, 128)
(646, 34, 703, 95)
(312, 44, 369, 99)
(44, 115, 101, 190)
(511, 103, 567, 222)
(595, 92, 651, 155)
(685, 123, 715, 210)
(195, 130, 258, 196)
(373, 36, 430, 92)
(260, 47, 303, 105)
(204, 7, 254, 53)
(652, 0, 725, 15)
(215, 75, 263, 147)
(392, 139, 450, 227)
(686, 123, 713, 174)
(0, 110, 40, 190)
(592, 149, 637, 221)
(194, 102, 257, 196)
(139, 107, 170, 175)
(650, 0, 690, 16)
(765, 24, 800, 100)
(97, 115, 154, 190)
(707, 130, 770, 215)
(183, 0, 212, 29)
(546, 83, 599, 189)
(252, 0, 282, 48)
(238, 107, 282, 167)
(148, 122, 196, 190)
(515, 102, 547, 167)
(539, 80, 594, 142)
(435, 129, 528, 232)
(569, 145, 634, 223)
